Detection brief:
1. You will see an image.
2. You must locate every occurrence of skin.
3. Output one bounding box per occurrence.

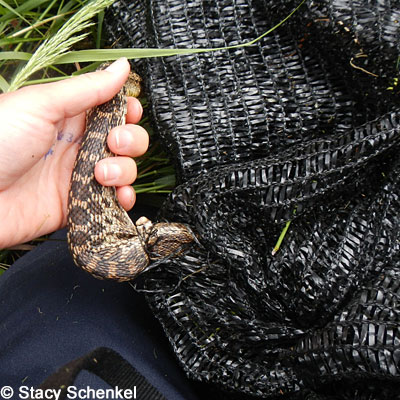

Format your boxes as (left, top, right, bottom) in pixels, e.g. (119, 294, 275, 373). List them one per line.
(0, 58, 149, 248)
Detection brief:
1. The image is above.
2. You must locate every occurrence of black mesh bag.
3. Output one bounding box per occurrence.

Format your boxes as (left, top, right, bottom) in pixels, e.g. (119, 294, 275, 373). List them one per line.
(104, 1, 400, 398)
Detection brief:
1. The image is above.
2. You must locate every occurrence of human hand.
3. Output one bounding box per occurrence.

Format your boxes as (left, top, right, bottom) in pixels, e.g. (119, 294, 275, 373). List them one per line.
(0, 58, 149, 248)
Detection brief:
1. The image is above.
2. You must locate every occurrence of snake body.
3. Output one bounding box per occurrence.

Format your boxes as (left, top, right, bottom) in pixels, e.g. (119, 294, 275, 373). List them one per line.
(67, 68, 194, 281)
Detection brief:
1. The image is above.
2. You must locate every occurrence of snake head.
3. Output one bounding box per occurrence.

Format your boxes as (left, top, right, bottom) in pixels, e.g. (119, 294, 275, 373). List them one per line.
(97, 62, 142, 98)
(135, 217, 195, 260)
(126, 72, 142, 98)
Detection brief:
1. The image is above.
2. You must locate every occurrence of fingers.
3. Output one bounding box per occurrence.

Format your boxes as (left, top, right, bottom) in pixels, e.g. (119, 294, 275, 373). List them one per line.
(94, 156, 138, 211)
(126, 97, 143, 124)
(96, 121, 148, 187)
(95, 157, 137, 187)
(107, 123, 149, 157)
(116, 185, 136, 211)
(94, 157, 137, 211)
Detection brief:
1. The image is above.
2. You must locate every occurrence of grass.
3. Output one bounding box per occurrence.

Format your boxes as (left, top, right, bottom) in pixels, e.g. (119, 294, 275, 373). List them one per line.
(0, 0, 101, 87)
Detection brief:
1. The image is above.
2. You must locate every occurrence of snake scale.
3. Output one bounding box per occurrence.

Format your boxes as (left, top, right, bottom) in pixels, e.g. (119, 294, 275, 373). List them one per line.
(67, 66, 194, 281)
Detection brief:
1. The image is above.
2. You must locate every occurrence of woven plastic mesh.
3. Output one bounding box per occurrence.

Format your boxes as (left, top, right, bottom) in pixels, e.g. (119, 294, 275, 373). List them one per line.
(104, 1, 400, 398)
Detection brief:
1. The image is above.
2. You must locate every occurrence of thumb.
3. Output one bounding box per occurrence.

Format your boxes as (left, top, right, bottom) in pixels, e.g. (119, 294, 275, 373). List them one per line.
(30, 57, 131, 121)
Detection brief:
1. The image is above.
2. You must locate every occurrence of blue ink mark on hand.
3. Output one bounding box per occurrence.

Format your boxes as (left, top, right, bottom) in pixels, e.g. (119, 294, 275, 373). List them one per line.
(44, 147, 54, 160)
(56, 130, 80, 145)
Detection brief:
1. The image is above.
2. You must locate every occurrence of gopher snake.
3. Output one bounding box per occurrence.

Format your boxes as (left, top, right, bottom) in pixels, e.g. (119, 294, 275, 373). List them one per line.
(67, 66, 194, 281)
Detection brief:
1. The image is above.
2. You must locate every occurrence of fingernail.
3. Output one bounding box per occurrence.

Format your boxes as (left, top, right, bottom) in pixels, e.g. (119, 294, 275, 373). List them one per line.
(133, 99, 143, 119)
(115, 129, 133, 150)
(103, 163, 121, 182)
(105, 57, 127, 73)
(129, 187, 135, 206)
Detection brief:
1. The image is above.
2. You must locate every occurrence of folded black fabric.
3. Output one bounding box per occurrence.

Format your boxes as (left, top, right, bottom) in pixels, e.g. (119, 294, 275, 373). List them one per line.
(104, 1, 400, 398)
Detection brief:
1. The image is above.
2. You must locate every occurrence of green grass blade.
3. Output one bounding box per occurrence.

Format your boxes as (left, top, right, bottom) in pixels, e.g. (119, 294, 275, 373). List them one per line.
(0, 37, 42, 46)
(0, 0, 31, 24)
(244, 0, 306, 46)
(54, 0, 306, 63)
(96, 10, 104, 49)
(272, 208, 297, 255)
(0, 0, 49, 39)
(10, 11, 72, 38)
(272, 219, 292, 255)
(23, 76, 70, 85)
(0, 73, 9, 92)
(0, 0, 50, 23)
(0, 51, 31, 61)
(54, 47, 218, 63)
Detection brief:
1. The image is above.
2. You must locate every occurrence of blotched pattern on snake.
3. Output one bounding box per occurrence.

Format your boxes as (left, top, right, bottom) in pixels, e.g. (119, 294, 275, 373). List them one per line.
(67, 67, 194, 281)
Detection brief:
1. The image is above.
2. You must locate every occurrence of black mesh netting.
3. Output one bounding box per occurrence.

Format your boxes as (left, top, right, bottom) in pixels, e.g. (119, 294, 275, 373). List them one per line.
(104, 1, 400, 398)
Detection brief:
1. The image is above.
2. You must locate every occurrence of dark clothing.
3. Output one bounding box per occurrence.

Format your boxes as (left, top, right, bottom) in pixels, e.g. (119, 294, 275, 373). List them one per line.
(0, 228, 200, 400)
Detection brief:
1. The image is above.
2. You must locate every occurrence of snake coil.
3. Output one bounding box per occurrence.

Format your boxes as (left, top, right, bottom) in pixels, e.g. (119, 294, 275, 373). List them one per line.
(67, 67, 194, 281)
